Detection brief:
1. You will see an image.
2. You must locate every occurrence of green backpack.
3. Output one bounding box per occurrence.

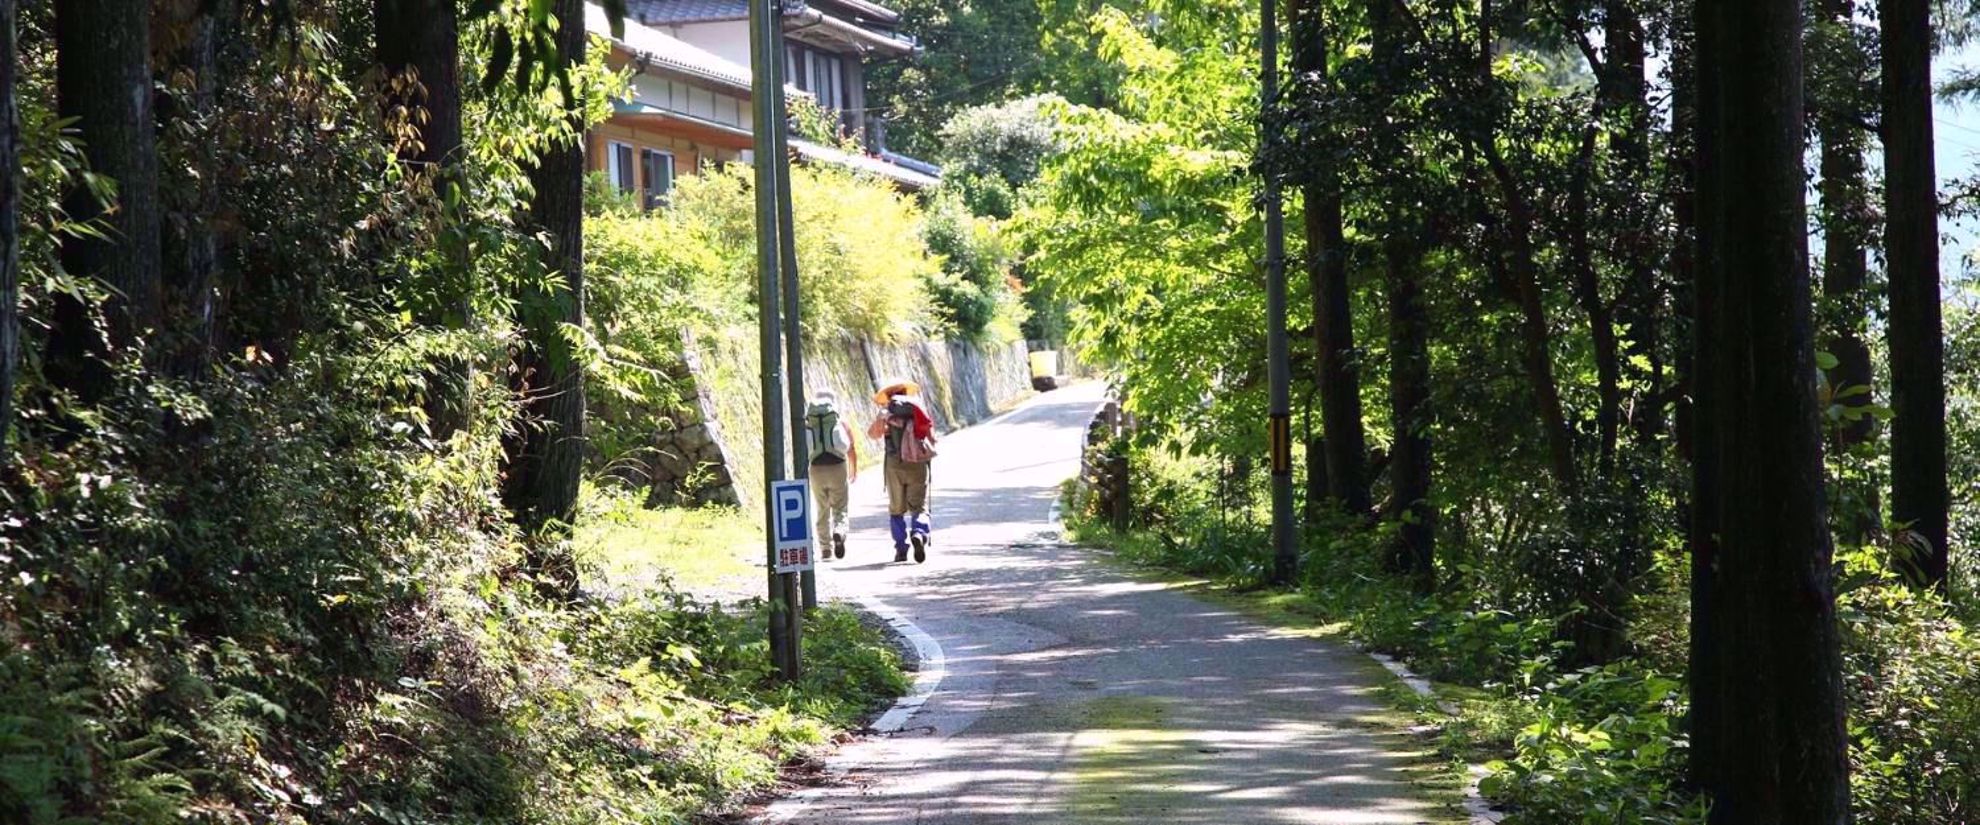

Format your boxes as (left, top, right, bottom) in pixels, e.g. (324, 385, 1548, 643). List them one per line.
(806, 402, 850, 464)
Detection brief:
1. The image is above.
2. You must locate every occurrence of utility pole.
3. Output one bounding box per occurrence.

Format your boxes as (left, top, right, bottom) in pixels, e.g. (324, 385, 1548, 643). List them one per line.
(749, 0, 799, 679)
(770, 17, 818, 611)
(1261, 0, 1297, 584)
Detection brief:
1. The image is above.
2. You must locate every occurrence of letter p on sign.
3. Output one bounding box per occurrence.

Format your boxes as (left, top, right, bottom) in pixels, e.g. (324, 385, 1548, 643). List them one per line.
(771, 479, 813, 573)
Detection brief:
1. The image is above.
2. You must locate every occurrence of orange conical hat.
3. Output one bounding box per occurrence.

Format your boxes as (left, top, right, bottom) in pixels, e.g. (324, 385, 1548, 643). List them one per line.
(873, 379, 921, 405)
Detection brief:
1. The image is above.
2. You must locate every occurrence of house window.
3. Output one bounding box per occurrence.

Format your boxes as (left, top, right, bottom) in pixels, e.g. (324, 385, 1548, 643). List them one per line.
(785, 45, 805, 88)
(811, 52, 844, 111)
(607, 141, 635, 194)
(641, 149, 675, 209)
(786, 43, 846, 113)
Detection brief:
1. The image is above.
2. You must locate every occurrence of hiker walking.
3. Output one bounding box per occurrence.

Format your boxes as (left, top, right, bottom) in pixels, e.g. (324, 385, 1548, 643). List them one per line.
(869, 380, 936, 563)
(804, 391, 857, 561)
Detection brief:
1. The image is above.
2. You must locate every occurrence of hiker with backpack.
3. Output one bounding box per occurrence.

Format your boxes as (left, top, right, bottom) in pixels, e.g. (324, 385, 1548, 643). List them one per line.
(804, 391, 858, 561)
(868, 381, 937, 563)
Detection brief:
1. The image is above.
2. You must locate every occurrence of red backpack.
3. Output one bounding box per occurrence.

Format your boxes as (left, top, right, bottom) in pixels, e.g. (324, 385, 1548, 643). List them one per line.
(889, 398, 937, 463)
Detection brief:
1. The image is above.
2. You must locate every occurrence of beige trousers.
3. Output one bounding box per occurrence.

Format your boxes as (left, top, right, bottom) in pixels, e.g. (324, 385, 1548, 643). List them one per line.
(811, 460, 850, 539)
(885, 455, 931, 515)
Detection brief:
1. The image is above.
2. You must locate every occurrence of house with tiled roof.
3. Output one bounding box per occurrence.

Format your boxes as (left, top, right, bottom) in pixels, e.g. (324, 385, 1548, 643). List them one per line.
(583, 3, 936, 206)
(625, 0, 914, 148)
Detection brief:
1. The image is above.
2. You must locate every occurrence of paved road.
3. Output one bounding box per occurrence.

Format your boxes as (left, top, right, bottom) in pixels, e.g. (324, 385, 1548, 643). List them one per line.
(772, 382, 1451, 825)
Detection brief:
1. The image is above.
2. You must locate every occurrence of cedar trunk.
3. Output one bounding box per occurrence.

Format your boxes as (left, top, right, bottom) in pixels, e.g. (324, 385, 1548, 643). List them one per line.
(376, 0, 463, 174)
(1368, 0, 1434, 587)
(1692, 0, 1850, 819)
(50, 0, 163, 402)
(0, 0, 14, 456)
(1493, 165, 1579, 495)
(1813, 0, 1875, 454)
(1305, 187, 1370, 517)
(1565, 124, 1621, 473)
(377, 0, 468, 437)
(1384, 234, 1433, 592)
(504, 0, 589, 594)
(1292, 0, 1370, 518)
(1880, 0, 1950, 587)
(1303, 434, 1329, 525)
(161, 2, 221, 379)
(1670, 5, 1710, 789)
(1601, 2, 1663, 446)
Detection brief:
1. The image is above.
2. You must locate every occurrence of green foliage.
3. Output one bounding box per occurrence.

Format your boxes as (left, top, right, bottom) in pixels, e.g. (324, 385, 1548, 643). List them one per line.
(1945, 292, 1980, 592)
(1480, 666, 1706, 825)
(1, 4, 908, 822)
(859, 0, 1051, 158)
(654, 164, 939, 343)
(935, 95, 1069, 219)
(921, 194, 1027, 342)
(1065, 436, 1980, 824)
(1014, 0, 1268, 445)
(1837, 543, 1980, 824)
(581, 161, 1002, 482)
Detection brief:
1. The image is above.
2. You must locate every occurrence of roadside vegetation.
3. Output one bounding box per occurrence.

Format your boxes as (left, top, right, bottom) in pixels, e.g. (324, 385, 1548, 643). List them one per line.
(1007, 0, 1980, 821)
(1, 2, 912, 821)
(1064, 439, 1980, 824)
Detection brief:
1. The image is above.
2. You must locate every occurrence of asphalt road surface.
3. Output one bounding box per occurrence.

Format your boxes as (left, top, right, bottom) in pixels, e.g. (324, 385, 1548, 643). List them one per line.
(769, 381, 1451, 825)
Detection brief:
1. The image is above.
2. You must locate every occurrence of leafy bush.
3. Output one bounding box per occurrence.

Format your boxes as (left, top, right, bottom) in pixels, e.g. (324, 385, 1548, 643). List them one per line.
(1838, 545, 1980, 824)
(1061, 435, 1980, 825)
(582, 163, 962, 480)
(935, 94, 1069, 220)
(656, 164, 940, 343)
(922, 194, 1028, 343)
(0, 7, 909, 822)
(1481, 665, 1706, 825)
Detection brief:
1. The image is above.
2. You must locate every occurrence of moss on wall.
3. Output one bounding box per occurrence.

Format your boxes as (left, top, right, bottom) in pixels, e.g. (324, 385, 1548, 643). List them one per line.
(688, 330, 1030, 509)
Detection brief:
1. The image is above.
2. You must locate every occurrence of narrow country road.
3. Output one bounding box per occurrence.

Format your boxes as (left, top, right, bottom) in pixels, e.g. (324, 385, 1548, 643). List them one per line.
(769, 382, 1451, 825)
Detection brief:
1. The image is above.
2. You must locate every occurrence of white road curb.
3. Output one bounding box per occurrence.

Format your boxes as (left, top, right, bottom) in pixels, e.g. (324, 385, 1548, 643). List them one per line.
(1366, 651, 1506, 824)
(757, 593, 947, 824)
(863, 593, 948, 734)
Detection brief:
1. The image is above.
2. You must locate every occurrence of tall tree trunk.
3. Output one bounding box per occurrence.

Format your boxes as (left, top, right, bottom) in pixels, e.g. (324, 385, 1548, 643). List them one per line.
(1812, 0, 1878, 544)
(1293, 0, 1370, 517)
(0, 0, 15, 458)
(377, 0, 468, 437)
(1471, 2, 1576, 495)
(1565, 124, 1622, 475)
(1880, 0, 1950, 588)
(1368, 0, 1436, 586)
(504, 0, 588, 596)
(1668, 1, 1713, 791)
(1303, 433, 1329, 525)
(159, 0, 222, 380)
(376, 0, 463, 174)
(49, 0, 163, 404)
(1814, 0, 1874, 451)
(1692, 0, 1850, 819)
(1384, 233, 1434, 592)
(1600, 2, 1662, 447)
(1490, 159, 1580, 495)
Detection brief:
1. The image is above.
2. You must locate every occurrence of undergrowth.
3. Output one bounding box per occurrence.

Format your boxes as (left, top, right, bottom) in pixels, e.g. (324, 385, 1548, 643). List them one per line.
(1062, 440, 1980, 825)
(0, 350, 905, 824)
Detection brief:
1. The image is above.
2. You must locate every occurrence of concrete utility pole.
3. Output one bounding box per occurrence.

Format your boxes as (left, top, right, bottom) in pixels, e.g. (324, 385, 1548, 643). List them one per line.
(770, 17, 818, 611)
(749, 0, 800, 679)
(1260, 0, 1298, 584)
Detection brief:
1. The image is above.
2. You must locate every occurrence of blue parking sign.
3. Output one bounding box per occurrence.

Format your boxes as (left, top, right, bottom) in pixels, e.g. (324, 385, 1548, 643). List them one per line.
(771, 479, 813, 573)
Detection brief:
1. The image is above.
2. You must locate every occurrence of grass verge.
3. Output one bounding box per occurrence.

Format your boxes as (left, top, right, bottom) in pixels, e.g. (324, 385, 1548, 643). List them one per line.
(561, 486, 911, 820)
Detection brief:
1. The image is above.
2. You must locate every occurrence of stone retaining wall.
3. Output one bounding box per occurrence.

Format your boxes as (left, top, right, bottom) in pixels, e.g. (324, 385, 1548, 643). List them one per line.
(656, 332, 1032, 510)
